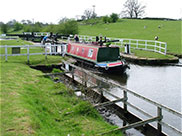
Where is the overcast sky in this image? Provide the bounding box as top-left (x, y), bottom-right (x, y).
top-left (0, 0), bottom-right (181, 23)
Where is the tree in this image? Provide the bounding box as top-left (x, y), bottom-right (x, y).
top-left (14, 22), bottom-right (23, 31)
top-left (59, 17), bottom-right (69, 24)
top-left (81, 15), bottom-right (86, 21)
top-left (122, 0), bottom-right (146, 18)
top-left (133, 0), bottom-right (146, 18)
top-left (63, 20), bottom-right (78, 35)
top-left (7, 19), bottom-right (17, 27)
top-left (102, 16), bottom-right (110, 23)
top-left (1, 23), bottom-right (8, 33)
top-left (55, 20), bottom-right (78, 35)
top-left (84, 9), bottom-right (93, 20)
top-left (110, 13), bottom-right (119, 23)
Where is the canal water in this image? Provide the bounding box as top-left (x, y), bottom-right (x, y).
top-left (100, 60), bottom-right (181, 136)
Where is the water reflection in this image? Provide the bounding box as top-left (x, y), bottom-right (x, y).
top-left (102, 63), bottom-right (181, 136)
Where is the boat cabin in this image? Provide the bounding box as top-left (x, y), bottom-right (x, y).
top-left (67, 42), bottom-right (124, 69)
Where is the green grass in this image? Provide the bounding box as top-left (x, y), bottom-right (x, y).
top-left (0, 40), bottom-right (123, 136)
top-left (79, 19), bottom-right (182, 55)
top-left (0, 39), bottom-right (32, 45)
top-left (131, 49), bottom-right (175, 59)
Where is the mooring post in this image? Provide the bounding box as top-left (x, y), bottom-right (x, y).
top-left (5, 45), bottom-right (7, 62)
top-left (124, 90), bottom-right (128, 113)
top-left (157, 107), bottom-right (162, 136)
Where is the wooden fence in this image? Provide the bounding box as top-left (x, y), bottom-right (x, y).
top-left (0, 44), bottom-right (67, 62)
top-left (62, 61), bottom-right (182, 136)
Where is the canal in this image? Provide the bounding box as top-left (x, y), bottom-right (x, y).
top-left (100, 60), bottom-right (181, 136)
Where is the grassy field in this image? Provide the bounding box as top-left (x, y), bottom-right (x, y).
top-left (0, 39), bottom-right (32, 45)
top-left (0, 40), bottom-right (123, 136)
top-left (79, 19), bottom-right (181, 55)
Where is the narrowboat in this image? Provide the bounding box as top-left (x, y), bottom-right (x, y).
top-left (66, 41), bottom-right (129, 73)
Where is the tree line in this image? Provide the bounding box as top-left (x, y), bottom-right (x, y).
top-left (0, 19), bottom-right (79, 35)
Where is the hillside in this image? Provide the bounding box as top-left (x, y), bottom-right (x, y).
top-left (79, 19), bottom-right (181, 55)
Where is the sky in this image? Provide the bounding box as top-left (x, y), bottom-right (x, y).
top-left (0, 0), bottom-right (181, 24)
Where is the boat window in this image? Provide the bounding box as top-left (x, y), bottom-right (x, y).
top-left (82, 48), bottom-right (84, 53)
top-left (71, 46), bottom-right (74, 51)
top-left (88, 49), bottom-right (93, 57)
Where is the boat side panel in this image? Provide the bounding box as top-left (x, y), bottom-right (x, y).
top-left (67, 43), bottom-right (98, 62)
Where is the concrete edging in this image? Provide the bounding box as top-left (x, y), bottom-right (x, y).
top-left (121, 53), bottom-right (179, 65)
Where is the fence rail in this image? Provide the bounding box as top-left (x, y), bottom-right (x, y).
top-left (62, 61), bottom-right (182, 136)
top-left (0, 44), bottom-right (66, 62)
top-left (77, 35), bottom-right (167, 55)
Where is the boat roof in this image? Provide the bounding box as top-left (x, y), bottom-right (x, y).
top-left (69, 41), bottom-right (119, 48)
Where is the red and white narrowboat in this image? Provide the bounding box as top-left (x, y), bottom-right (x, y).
top-left (66, 41), bottom-right (129, 73)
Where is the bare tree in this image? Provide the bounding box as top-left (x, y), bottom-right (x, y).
top-left (84, 9), bottom-right (92, 20)
top-left (122, 0), bottom-right (146, 18)
top-left (133, 0), bottom-right (146, 18)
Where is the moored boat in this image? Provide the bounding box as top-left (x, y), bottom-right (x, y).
top-left (66, 41), bottom-right (129, 73)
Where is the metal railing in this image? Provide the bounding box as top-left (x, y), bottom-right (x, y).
top-left (62, 61), bottom-right (182, 136)
top-left (77, 35), bottom-right (167, 55)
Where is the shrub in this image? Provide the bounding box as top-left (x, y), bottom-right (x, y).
top-left (52, 68), bottom-right (62, 73)
top-left (110, 13), bottom-right (119, 23)
top-left (62, 20), bottom-right (78, 35)
top-left (102, 16), bottom-right (110, 23)
top-left (74, 101), bottom-right (100, 118)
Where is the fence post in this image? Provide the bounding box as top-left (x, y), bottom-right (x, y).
top-left (159, 43), bottom-right (161, 53)
top-left (155, 41), bottom-right (157, 52)
top-left (67, 37), bottom-right (70, 42)
top-left (129, 39), bottom-right (131, 47)
top-left (123, 90), bottom-right (128, 113)
top-left (27, 45), bottom-right (30, 64)
top-left (99, 82), bottom-right (104, 102)
top-left (84, 72), bottom-right (87, 87)
top-left (145, 40), bottom-right (147, 49)
top-left (157, 107), bottom-right (163, 136)
top-left (5, 45), bottom-right (7, 62)
top-left (120, 39), bottom-right (123, 48)
top-left (45, 45), bottom-right (47, 60)
top-left (164, 43), bottom-right (167, 55)
top-left (72, 68), bottom-right (74, 82)
top-left (137, 40), bottom-right (138, 49)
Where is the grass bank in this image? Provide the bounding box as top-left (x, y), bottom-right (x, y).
top-left (130, 49), bottom-right (175, 59)
top-left (0, 40), bottom-right (122, 136)
top-left (79, 19), bottom-right (181, 55)
top-left (0, 39), bottom-right (32, 45)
